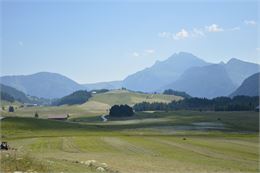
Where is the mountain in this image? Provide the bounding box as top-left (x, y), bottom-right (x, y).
top-left (161, 57), bottom-right (260, 98)
top-left (0, 84), bottom-right (30, 103)
top-left (83, 80), bottom-right (122, 90)
top-left (164, 64), bottom-right (236, 98)
top-left (223, 58), bottom-right (260, 86)
top-left (230, 73), bottom-right (259, 97)
top-left (0, 72), bottom-right (84, 99)
top-left (122, 52), bottom-right (209, 92)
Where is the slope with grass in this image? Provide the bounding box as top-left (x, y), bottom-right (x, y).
top-left (89, 89), bottom-right (182, 106)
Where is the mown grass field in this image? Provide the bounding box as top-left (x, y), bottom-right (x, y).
top-left (1, 110), bottom-right (259, 173)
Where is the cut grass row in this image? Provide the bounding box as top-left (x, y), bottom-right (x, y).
top-left (2, 135), bottom-right (259, 173)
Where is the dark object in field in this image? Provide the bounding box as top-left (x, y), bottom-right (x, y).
top-left (8, 106), bottom-right (14, 112)
top-left (0, 141), bottom-right (9, 150)
top-left (34, 111), bottom-right (39, 118)
top-left (217, 118), bottom-right (221, 121)
top-left (182, 138), bottom-right (186, 140)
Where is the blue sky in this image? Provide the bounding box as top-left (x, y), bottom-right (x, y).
top-left (1, 0), bottom-right (259, 83)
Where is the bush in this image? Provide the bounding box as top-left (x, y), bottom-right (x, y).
top-left (8, 106), bottom-right (14, 112)
top-left (34, 112), bottom-right (39, 118)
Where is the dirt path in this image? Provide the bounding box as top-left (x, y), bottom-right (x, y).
top-left (101, 114), bottom-right (107, 122)
top-left (0, 116), bottom-right (5, 120)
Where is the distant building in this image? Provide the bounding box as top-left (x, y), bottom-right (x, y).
top-left (48, 115), bottom-right (68, 120)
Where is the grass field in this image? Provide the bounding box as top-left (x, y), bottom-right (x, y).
top-left (0, 89), bottom-right (181, 119)
top-left (1, 110), bottom-right (259, 173)
top-left (90, 89), bottom-right (182, 106)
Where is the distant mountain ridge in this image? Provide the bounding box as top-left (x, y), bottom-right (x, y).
top-left (1, 52), bottom-right (259, 99)
top-left (222, 58), bottom-right (260, 86)
top-left (123, 52), bottom-right (259, 98)
top-left (230, 72), bottom-right (260, 97)
top-left (163, 64), bottom-right (237, 98)
top-left (161, 58), bottom-right (259, 98)
top-left (0, 72), bottom-right (84, 99)
top-left (122, 52), bottom-right (209, 92)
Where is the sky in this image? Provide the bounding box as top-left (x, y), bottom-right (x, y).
top-left (1, 0), bottom-right (259, 83)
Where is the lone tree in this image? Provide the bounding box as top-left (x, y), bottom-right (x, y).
top-left (8, 106), bottom-right (14, 112)
top-left (109, 104), bottom-right (134, 117)
top-left (34, 111), bottom-right (39, 118)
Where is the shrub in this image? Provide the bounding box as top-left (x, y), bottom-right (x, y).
top-left (34, 112), bottom-right (39, 118)
top-left (8, 106), bottom-right (14, 112)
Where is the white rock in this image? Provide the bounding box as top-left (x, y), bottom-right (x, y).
top-left (101, 163), bottom-right (108, 167)
top-left (96, 167), bottom-right (105, 172)
top-left (84, 160), bottom-right (91, 166)
top-left (90, 160), bottom-right (96, 163)
top-left (85, 160), bottom-right (96, 166)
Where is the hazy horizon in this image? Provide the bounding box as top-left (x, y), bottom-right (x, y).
top-left (1, 1), bottom-right (259, 83)
top-left (1, 53), bottom-right (259, 84)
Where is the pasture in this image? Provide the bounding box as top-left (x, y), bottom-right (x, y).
top-left (1, 110), bottom-right (259, 173)
top-left (0, 89), bottom-right (181, 119)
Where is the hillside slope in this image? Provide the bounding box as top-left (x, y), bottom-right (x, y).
top-left (230, 72), bottom-right (259, 97)
top-left (53, 90), bottom-right (92, 106)
top-left (89, 89), bottom-right (182, 106)
top-left (0, 84), bottom-right (30, 103)
top-left (0, 72), bottom-right (84, 99)
top-left (164, 64), bottom-right (236, 98)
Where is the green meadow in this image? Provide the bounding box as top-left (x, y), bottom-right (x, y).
top-left (0, 90), bottom-right (181, 118)
top-left (0, 90), bottom-right (259, 173)
top-left (1, 108), bottom-right (259, 173)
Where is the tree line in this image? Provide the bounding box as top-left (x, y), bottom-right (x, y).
top-left (1, 91), bottom-right (15, 103)
top-left (109, 104), bottom-right (134, 117)
top-left (163, 89), bottom-right (191, 98)
top-left (133, 96), bottom-right (259, 112)
top-left (52, 90), bottom-right (92, 106)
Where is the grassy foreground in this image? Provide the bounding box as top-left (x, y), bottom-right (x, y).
top-left (0, 110), bottom-right (259, 173)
